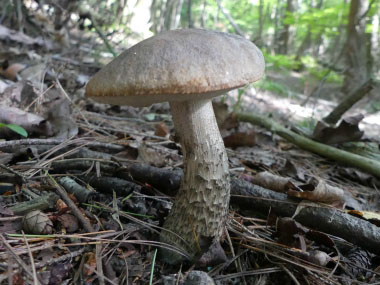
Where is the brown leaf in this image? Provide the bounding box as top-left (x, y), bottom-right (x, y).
top-left (56, 199), bottom-right (68, 212)
top-left (254, 171), bottom-right (292, 193)
top-left (223, 131), bottom-right (255, 149)
top-left (0, 63), bottom-right (25, 81)
top-left (312, 114), bottom-right (364, 144)
top-left (83, 252), bottom-right (97, 277)
top-left (154, 122), bottom-right (169, 137)
top-left (288, 177), bottom-right (344, 207)
top-left (57, 213), bottom-right (79, 233)
top-left (275, 217), bottom-right (309, 249)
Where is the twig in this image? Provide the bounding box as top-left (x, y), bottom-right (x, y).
top-left (281, 265), bottom-right (301, 285)
top-left (84, 264), bottom-right (118, 285)
top-left (0, 138), bottom-right (125, 153)
top-left (96, 243), bottom-right (105, 285)
top-left (23, 232), bottom-right (39, 285)
top-left (215, 0), bottom-right (245, 37)
top-left (35, 248), bottom-right (85, 269)
top-left (0, 234), bottom-right (36, 282)
top-left (46, 174), bottom-right (94, 233)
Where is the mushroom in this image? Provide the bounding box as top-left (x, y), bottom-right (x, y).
top-left (86, 28), bottom-right (265, 263)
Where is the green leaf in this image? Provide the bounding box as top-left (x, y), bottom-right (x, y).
top-left (1, 123), bottom-right (28, 137)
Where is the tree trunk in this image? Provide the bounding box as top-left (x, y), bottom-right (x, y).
top-left (201, 0), bottom-right (207, 28)
top-left (172, 0), bottom-right (184, 29)
top-left (216, 0), bottom-right (245, 37)
top-left (163, 0), bottom-right (174, 30)
top-left (342, 0), bottom-right (369, 94)
top-left (188, 0), bottom-right (193, 28)
top-left (370, 10), bottom-right (379, 69)
top-left (257, 0), bottom-right (264, 46)
top-left (278, 0), bottom-right (294, 54)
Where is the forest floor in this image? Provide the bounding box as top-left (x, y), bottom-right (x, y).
top-left (1, 17), bottom-right (380, 285)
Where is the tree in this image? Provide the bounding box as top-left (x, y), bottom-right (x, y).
top-left (342, 0), bottom-right (370, 94)
top-left (278, 0), bottom-right (294, 54)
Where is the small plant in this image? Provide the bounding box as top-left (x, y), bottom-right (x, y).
top-left (0, 123), bottom-right (28, 137)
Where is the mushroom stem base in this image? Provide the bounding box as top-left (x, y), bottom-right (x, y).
top-left (160, 99), bottom-right (230, 264)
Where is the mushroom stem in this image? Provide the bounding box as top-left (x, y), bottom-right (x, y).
top-left (160, 99), bottom-right (230, 263)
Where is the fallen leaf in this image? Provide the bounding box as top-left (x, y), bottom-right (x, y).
top-left (223, 131), bottom-right (255, 149)
top-left (288, 177), bottom-right (344, 207)
top-left (57, 213), bottom-right (79, 233)
top-left (83, 252), bottom-right (97, 277)
top-left (347, 210), bottom-right (380, 227)
top-left (254, 171), bottom-right (292, 193)
top-left (0, 62), bottom-right (25, 81)
top-left (154, 122), bottom-right (169, 137)
top-left (0, 106), bottom-right (52, 139)
top-left (312, 114), bottom-right (364, 145)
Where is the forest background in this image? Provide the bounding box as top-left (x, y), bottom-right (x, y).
top-left (45, 0), bottom-right (380, 130)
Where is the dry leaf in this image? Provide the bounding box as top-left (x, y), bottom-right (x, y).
top-left (288, 177), bottom-right (344, 207)
top-left (0, 63), bottom-right (25, 81)
top-left (0, 106), bottom-right (53, 138)
top-left (254, 171), bottom-right (292, 193)
top-left (313, 114), bottom-right (364, 145)
top-left (57, 213), bottom-right (79, 233)
top-left (83, 252), bottom-right (97, 277)
top-left (347, 210), bottom-right (380, 227)
top-left (155, 122), bottom-right (169, 137)
top-left (223, 131), bottom-right (255, 149)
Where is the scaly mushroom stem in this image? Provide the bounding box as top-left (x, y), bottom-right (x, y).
top-left (160, 99), bottom-right (230, 263)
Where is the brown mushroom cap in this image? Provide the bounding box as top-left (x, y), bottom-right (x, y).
top-left (86, 28), bottom-right (265, 107)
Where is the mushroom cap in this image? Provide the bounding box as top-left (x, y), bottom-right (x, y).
top-left (86, 28), bottom-right (265, 107)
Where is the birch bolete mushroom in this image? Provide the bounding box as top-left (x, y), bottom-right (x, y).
top-left (86, 28), bottom-right (265, 263)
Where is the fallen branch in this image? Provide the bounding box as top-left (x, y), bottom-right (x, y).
top-left (236, 112), bottom-right (380, 178)
top-left (230, 179), bottom-right (380, 255)
top-left (323, 78), bottom-right (374, 125)
top-left (52, 159), bottom-right (380, 255)
top-left (10, 192), bottom-right (59, 215)
top-left (215, 0), bottom-right (245, 37)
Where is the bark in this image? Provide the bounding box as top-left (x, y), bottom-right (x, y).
top-left (323, 78), bottom-right (374, 125)
top-left (173, 0), bottom-right (184, 29)
top-left (10, 193), bottom-right (59, 216)
top-left (231, 179), bottom-right (380, 256)
top-left (160, 100), bottom-right (230, 264)
top-left (188, 0), bottom-right (193, 28)
top-left (342, 0), bottom-right (369, 94)
top-left (273, 0), bottom-right (282, 53)
top-left (49, 158), bottom-right (380, 256)
top-left (163, 0), bottom-right (173, 30)
top-left (149, 0), bottom-right (159, 34)
top-left (51, 159), bottom-right (182, 196)
top-left (257, 0), bottom-right (264, 46)
top-left (163, 0), bottom-right (183, 30)
top-left (371, 11), bottom-right (379, 68)
top-left (278, 0), bottom-right (294, 54)
top-left (201, 0), bottom-right (207, 28)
